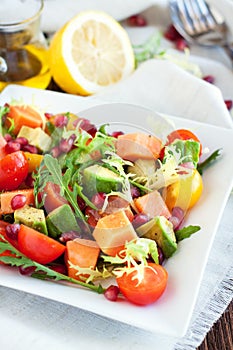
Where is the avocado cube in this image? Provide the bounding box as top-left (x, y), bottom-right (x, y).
top-left (136, 216), bottom-right (177, 258)
top-left (46, 204), bottom-right (80, 238)
top-left (82, 164), bottom-right (123, 198)
top-left (14, 205), bottom-right (48, 234)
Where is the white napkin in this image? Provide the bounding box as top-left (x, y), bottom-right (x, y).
top-left (41, 0), bottom-right (233, 37)
top-left (1, 2), bottom-right (233, 350)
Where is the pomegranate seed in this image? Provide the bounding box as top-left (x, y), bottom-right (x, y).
top-left (169, 207), bottom-right (184, 230)
top-left (5, 140), bottom-right (21, 153)
top-left (168, 216), bottom-right (180, 230)
top-left (54, 114), bottom-right (68, 128)
top-left (18, 266), bottom-right (36, 276)
top-left (130, 185), bottom-right (140, 199)
top-left (74, 118), bottom-right (97, 137)
top-left (203, 75), bottom-right (215, 84)
top-left (5, 223), bottom-right (20, 240)
top-left (77, 196), bottom-right (86, 211)
top-left (4, 133), bottom-right (12, 142)
top-left (224, 99), bottom-right (233, 110)
top-left (91, 192), bottom-right (106, 209)
top-left (11, 194), bottom-right (27, 210)
top-left (24, 173), bottom-right (35, 188)
top-left (48, 264), bottom-right (67, 274)
top-left (44, 112), bottom-right (54, 120)
top-left (59, 136), bottom-right (74, 153)
top-left (22, 144), bottom-right (38, 154)
top-left (15, 137), bottom-right (28, 146)
top-left (132, 213), bottom-right (150, 229)
top-left (164, 24), bottom-right (182, 42)
top-left (51, 146), bottom-right (61, 158)
top-left (59, 231), bottom-right (82, 243)
top-left (85, 206), bottom-right (101, 227)
top-left (111, 131), bottom-right (124, 138)
top-left (104, 285), bottom-right (120, 301)
top-left (175, 38), bottom-right (189, 51)
top-left (127, 14), bottom-right (147, 27)
top-left (157, 247), bottom-right (165, 265)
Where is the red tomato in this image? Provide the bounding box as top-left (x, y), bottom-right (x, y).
top-left (18, 224), bottom-right (66, 264)
top-left (166, 129), bottom-right (202, 155)
top-left (116, 263), bottom-right (168, 305)
top-left (0, 151), bottom-right (29, 191)
top-left (0, 221), bottom-right (18, 264)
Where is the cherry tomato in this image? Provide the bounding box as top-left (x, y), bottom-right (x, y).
top-left (18, 224), bottom-right (66, 264)
top-left (0, 221), bottom-right (18, 264)
top-left (166, 129), bottom-right (202, 155)
top-left (163, 169), bottom-right (203, 213)
top-left (0, 151), bottom-right (29, 191)
top-left (116, 263), bottom-right (168, 305)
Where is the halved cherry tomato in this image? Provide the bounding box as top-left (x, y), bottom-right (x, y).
top-left (18, 224), bottom-right (66, 264)
top-left (116, 262), bottom-right (168, 305)
top-left (0, 221), bottom-right (17, 264)
top-left (0, 151), bottom-right (29, 191)
top-left (166, 129), bottom-right (202, 155)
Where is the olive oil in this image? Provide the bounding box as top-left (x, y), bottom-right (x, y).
top-left (0, 44), bottom-right (51, 91)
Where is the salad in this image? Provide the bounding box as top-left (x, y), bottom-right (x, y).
top-left (0, 103), bottom-right (220, 306)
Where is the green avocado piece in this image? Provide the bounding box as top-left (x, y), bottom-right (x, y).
top-left (82, 164), bottom-right (123, 198)
top-left (46, 204), bottom-right (80, 238)
top-left (17, 126), bottom-right (51, 152)
top-left (136, 216), bottom-right (177, 258)
top-left (14, 205), bottom-right (48, 235)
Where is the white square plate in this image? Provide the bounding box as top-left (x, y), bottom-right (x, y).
top-left (0, 85), bottom-right (233, 337)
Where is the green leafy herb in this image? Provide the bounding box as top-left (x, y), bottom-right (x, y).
top-left (175, 225), bottom-right (201, 242)
top-left (0, 105), bottom-right (9, 135)
top-left (0, 235), bottom-right (104, 294)
top-left (197, 149), bottom-right (222, 175)
top-left (133, 32), bottom-right (166, 67)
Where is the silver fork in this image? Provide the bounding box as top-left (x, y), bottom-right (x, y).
top-left (169, 0), bottom-right (233, 60)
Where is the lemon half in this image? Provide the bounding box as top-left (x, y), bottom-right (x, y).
top-left (49, 11), bottom-right (135, 95)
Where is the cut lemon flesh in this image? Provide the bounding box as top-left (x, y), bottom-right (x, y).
top-left (49, 11), bottom-right (135, 95)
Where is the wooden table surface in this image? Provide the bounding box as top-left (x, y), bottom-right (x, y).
top-left (48, 81), bottom-right (233, 350)
top-left (198, 300), bottom-right (233, 350)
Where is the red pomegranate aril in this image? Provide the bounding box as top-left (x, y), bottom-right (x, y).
top-left (5, 140), bottom-right (21, 153)
top-left (169, 215), bottom-right (180, 230)
top-left (91, 192), bottom-right (106, 209)
top-left (54, 114), bottom-right (68, 128)
top-left (85, 206), bottom-right (101, 227)
top-left (59, 230), bottom-right (82, 243)
top-left (157, 247), bottom-right (165, 265)
top-left (132, 213), bottom-right (150, 229)
top-left (51, 146), bottom-right (61, 158)
top-left (77, 196), bottom-right (86, 211)
top-left (4, 133), bottom-right (12, 142)
top-left (175, 38), bottom-right (189, 51)
top-left (127, 14), bottom-right (147, 27)
top-left (104, 285), bottom-right (120, 301)
top-left (15, 137), bottom-right (28, 146)
top-left (18, 265), bottom-right (36, 276)
top-left (169, 206), bottom-right (184, 230)
top-left (164, 24), bottom-right (182, 42)
top-left (22, 144), bottom-right (38, 154)
top-left (44, 112), bottom-right (54, 120)
top-left (11, 194), bottom-right (27, 210)
top-left (111, 131), bottom-right (124, 138)
top-left (130, 185), bottom-right (140, 199)
top-left (48, 264), bottom-right (67, 275)
top-left (75, 118), bottom-right (97, 137)
top-left (59, 137), bottom-right (74, 153)
top-left (224, 99), bottom-right (233, 110)
top-left (5, 223), bottom-right (20, 241)
top-left (24, 173), bottom-right (35, 188)
top-left (203, 75), bottom-right (215, 84)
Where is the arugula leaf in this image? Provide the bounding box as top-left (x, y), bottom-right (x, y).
top-left (175, 225), bottom-right (200, 242)
top-left (197, 149), bottom-right (222, 175)
top-left (0, 105), bottom-right (9, 135)
top-left (0, 235), bottom-right (104, 294)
